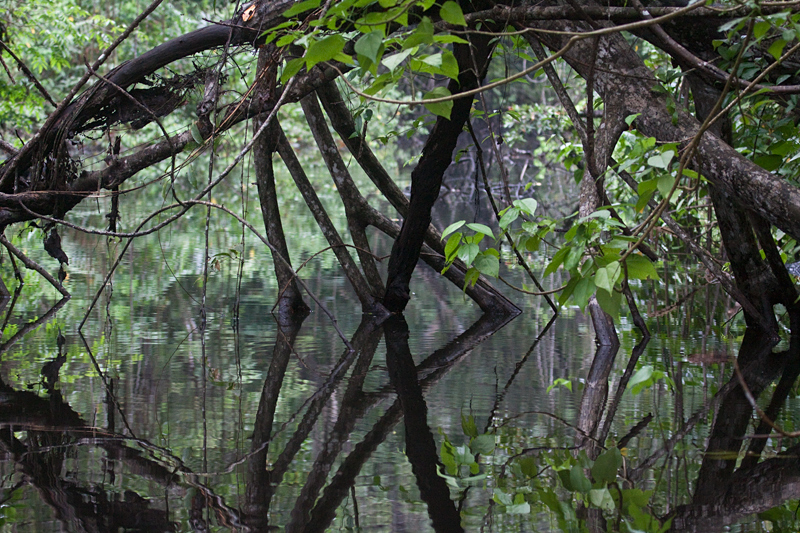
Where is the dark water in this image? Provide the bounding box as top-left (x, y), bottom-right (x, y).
top-left (0, 192), bottom-right (797, 532)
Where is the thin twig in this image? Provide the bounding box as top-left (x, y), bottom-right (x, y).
top-left (0, 233), bottom-right (69, 297)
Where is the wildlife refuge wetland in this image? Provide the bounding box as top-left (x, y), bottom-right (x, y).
top-left (2, 0), bottom-right (800, 531)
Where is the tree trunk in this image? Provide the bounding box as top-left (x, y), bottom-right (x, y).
top-left (383, 33), bottom-right (495, 312)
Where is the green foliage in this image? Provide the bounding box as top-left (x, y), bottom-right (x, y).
top-left (440, 418), bottom-right (670, 531)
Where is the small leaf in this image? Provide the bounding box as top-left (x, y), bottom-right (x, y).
top-left (768, 38), bottom-right (787, 60)
top-left (423, 86), bottom-right (453, 119)
top-left (591, 447), bottom-right (622, 485)
top-left (499, 207), bottom-right (520, 230)
top-left (647, 150), bottom-right (674, 169)
top-left (355, 31), bottom-right (384, 62)
top-left (594, 261), bottom-right (621, 295)
top-left (507, 501), bottom-right (531, 514)
top-left (459, 242), bottom-right (480, 265)
top-left (470, 434), bottom-right (496, 455)
top-left (382, 49), bottom-right (411, 71)
top-left (283, 0), bottom-right (320, 17)
top-left (569, 465), bottom-right (592, 493)
top-left (473, 252), bottom-right (499, 278)
top-left (514, 198), bottom-right (538, 215)
top-left (466, 223), bottom-right (494, 238)
top-left (657, 174), bottom-right (676, 200)
top-left (753, 20), bottom-right (771, 40)
top-left (544, 247), bottom-right (570, 276)
top-left (305, 35), bottom-right (345, 70)
top-left (442, 220), bottom-right (465, 239)
top-left (588, 488), bottom-right (615, 511)
top-left (493, 489), bottom-right (513, 506)
top-left (755, 154), bottom-right (783, 171)
top-left (280, 57), bottom-right (305, 82)
top-left (595, 288), bottom-right (621, 322)
top-left (572, 276), bottom-right (595, 311)
top-left (627, 365), bottom-right (654, 391)
top-left (625, 254), bottom-right (659, 281)
top-left (402, 17), bottom-right (434, 48)
top-left (440, 1), bottom-right (467, 26)
top-left (190, 123), bottom-right (204, 145)
top-left (461, 413), bottom-right (478, 438)
top-left (444, 233), bottom-right (462, 261)
top-left (439, 50), bottom-right (459, 80)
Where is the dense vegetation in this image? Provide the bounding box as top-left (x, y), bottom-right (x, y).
top-left (3, 0), bottom-right (800, 530)
top-left (2, 0), bottom-right (799, 340)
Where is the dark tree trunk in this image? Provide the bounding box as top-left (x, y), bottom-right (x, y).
top-left (300, 93), bottom-right (386, 298)
top-left (383, 33), bottom-right (495, 312)
top-left (253, 49), bottom-right (309, 318)
top-left (274, 122), bottom-right (381, 313)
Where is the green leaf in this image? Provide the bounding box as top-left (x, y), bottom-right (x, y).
top-left (439, 50), bottom-right (460, 80)
top-left (466, 223), bottom-right (494, 238)
top-left (434, 34), bottom-right (470, 44)
top-left (569, 464), bottom-right (592, 493)
top-left (594, 261), bottom-right (621, 295)
top-left (507, 501), bottom-right (531, 514)
top-left (470, 434), bottom-right (496, 455)
top-left (753, 20), bottom-right (771, 40)
top-left (564, 244), bottom-right (584, 271)
top-left (354, 31), bottom-right (384, 62)
top-left (402, 17), bottom-right (434, 48)
top-left (625, 113), bottom-right (640, 126)
top-left (625, 254), bottom-right (659, 281)
top-left (657, 173), bottom-right (676, 200)
top-left (627, 365), bottom-right (654, 391)
top-left (283, 0), bottom-right (321, 17)
top-left (423, 86), bottom-right (453, 119)
top-left (499, 207), bottom-right (520, 230)
top-left (440, 1), bottom-right (467, 26)
top-left (588, 488), bottom-right (615, 511)
top-left (463, 267), bottom-right (480, 288)
top-left (474, 252), bottom-right (499, 278)
top-left (190, 123), bottom-right (204, 145)
top-left (440, 439), bottom-right (457, 475)
top-left (459, 242), bottom-right (480, 265)
top-left (755, 154), bottom-right (783, 171)
top-left (280, 57), bottom-right (305, 82)
top-left (595, 288), bottom-right (621, 322)
top-left (462, 413), bottom-right (478, 438)
top-left (442, 220), bottom-right (465, 239)
top-left (493, 489), bottom-right (513, 506)
top-left (647, 150), bottom-right (674, 169)
top-left (572, 276), bottom-right (595, 311)
top-left (305, 35), bottom-right (346, 69)
top-left (444, 233), bottom-right (462, 261)
top-left (768, 38), bottom-right (787, 60)
top-left (514, 198), bottom-right (538, 215)
top-left (454, 444), bottom-right (475, 465)
top-left (637, 177), bottom-right (658, 196)
top-left (382, 49), bottom-right (412, 71)
top-left (591, 447), bottom-right (622, 485)
top-left (635, 188), bottom-right (655, 213)
top-left (544, 247), bottom-right (570, 276)
top-left (770, 140), bottom-right (796, 156)
top-left (546, 378), bottom-right (573, 394)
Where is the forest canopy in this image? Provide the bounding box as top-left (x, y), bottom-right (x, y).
top-left (1, 0), bottom-right (800, 344)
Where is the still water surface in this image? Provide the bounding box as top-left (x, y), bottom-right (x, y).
top-left (0, 195), bottom-right (795, 532)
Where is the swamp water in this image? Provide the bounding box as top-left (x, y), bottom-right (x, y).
top-left (0, 192), bottom-right (796, 532)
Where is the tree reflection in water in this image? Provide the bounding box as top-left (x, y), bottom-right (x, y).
top-left (3, 296), bottom-right (800, 531)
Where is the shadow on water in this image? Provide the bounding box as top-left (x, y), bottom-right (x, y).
top-left (3, 293), bottom-right (800, 531)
